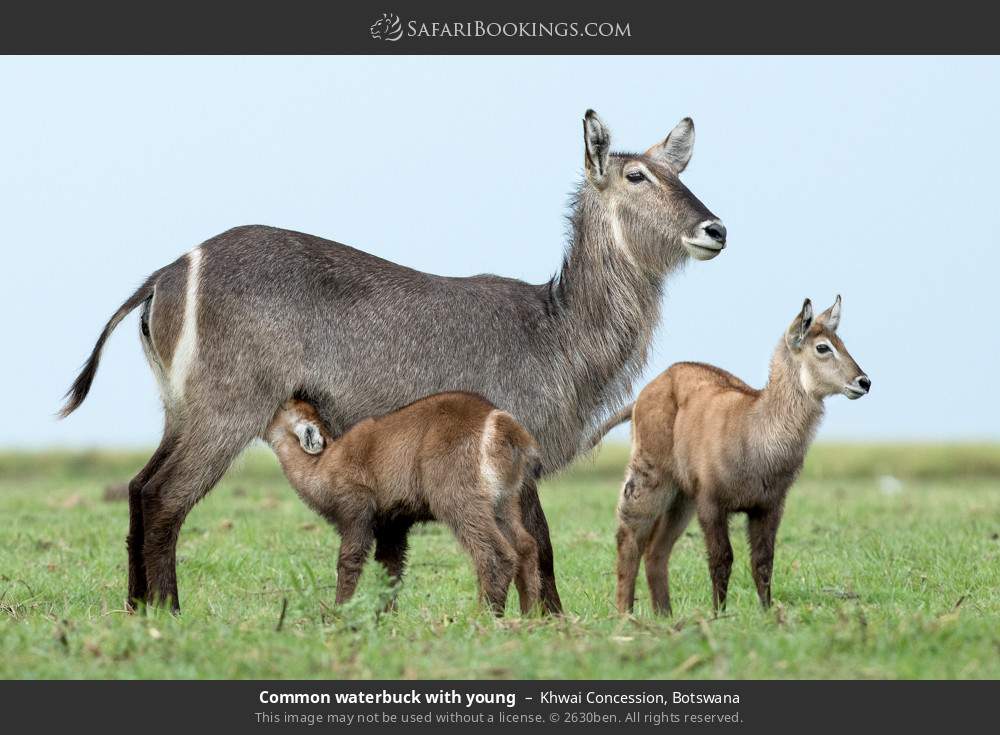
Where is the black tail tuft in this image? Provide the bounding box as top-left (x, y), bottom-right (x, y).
top-left (58, 275), bottom-right (158, 418)
top-left (59, 350), bottom-right (104, 419)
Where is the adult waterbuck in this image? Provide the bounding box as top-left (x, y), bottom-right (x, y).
top-left (60, 110), bottom-right (727, 612)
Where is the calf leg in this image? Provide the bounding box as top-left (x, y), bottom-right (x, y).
top-left (373, 517), bottom-right (413, 611)
top-left (519, 477), bottom-right (562, 614)
top-left (330, 492), bottom-right (377, 604)
top-left (496, 496), bottom-right (540, 614)
top-left (615, 465), bottom-right (667, 614)
top-left (643, 492), bottom-right (695, 615)
top-left (512, 530), bottom-right (540, 615)
top-left (126, 433), bottom-right (176, 610)
top-left (615, 519), bottom-right (653, 615)
top-left (698, 506), bottom-right (734, 613)
top-left (335, 524), bottom-right (375, 605)
top-left (747, 505), bottom-right (783, 609)
top-left (448, 514), bottom-right (518, 616)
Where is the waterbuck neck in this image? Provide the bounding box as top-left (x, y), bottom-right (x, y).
top-left (549, 185), bottom-right (674, 430)
top-left (752, 341), bottom-right (826, 469)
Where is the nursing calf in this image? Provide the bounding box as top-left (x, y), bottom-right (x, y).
top-left (615, 296), bottom-right (870, 614)
top-left (266, 393), bottom-right (542, 615)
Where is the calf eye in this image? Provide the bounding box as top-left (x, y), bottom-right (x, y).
top-left (816, 344), bottom-right (831, 354)
top-left (625, 171), bottom-right (646, 183)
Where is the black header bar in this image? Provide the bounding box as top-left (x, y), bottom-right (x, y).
top-left (1, 1), bottom-right (998, 54)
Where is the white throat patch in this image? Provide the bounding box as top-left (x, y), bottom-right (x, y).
top-left (608, 204), bottom-right (640, 271)
top-left (798, 363), bottom-right (818, 397)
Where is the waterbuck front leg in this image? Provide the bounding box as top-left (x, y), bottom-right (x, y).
top-left (335, 528), bottom-right (375, 605)
top-left (747, 505), bottom-right (783, 609)
top-left (519, 477), bottom-right (562, 614)
top-left (334, 495), bottom-right (377, 605)
top-left (698, 505), bottom-right (733, 613)
top-left (373, 517), bottom-right (413, 611)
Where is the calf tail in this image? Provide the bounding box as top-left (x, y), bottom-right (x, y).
top-left (492, 411), bottom-right (544, 481)
top-left (586, 401), bottom-right (635, 451)
top-left (58, 274), bottom-right (158, 418)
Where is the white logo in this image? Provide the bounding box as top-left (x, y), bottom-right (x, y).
top-left (370, 12), bottom-right (403, 41)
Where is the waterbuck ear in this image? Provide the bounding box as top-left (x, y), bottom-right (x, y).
top-left (646, 117), bottom-right (695, 173)
top-left (818, 294), bottom-right (842, 332)
top-left (786, 298), bottom-right (814, 349)
top-left (583, 109), bottom-right (611, 186)
top-left (294, 421), bottom-right (325, 455)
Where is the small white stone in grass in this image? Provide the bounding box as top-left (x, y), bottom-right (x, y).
top-left (878, 475), bottom-right (903, 495)
top-left (148, 627), bottom-right (162, 640)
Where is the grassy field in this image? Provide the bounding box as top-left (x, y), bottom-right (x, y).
top-left (1, 444), bottom-right (998, 679)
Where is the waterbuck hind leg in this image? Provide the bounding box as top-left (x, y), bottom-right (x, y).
top-left (519, 477), bottom-right (562, 614)
top-left (495, 496), bottom-right (540, 614)
top-left (126, 434), bottom-right (177, 611)
top-left (446, 514), bottom-right (518, 616)
top-left (477, 535), bottom-right (519, 617)
top-left (615, 520), bottom-right (647, 615)
top-left (615, 467), bottom-right (667, 614)
top-left (747, 506), bottom-right (783, 609)
top-left (698, 508), bottom-right (734, 613)
top-left (512, 530), bottom-right (540, 615)
top-left (643, 492), bottom-right (695, 616)
top-left (140, 430), bottom-right (250, 612)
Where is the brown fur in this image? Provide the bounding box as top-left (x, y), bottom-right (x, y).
top-left (615, 297), bottom-right (869, 614)
top-left (266, 393), bottom-right (543, 616)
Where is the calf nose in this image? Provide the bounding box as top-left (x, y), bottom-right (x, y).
top-left (858, 376), bottom-right (871, 393)
top-left (703, 221), bottom-right (727, 245)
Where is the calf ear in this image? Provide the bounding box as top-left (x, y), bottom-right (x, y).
top-left (294, 422), bottom-right (325, 454)
top-left (818, 294), bottom-right (842, 332)
top-left (583, 109), bottom-right (611, 186)
top-left (786, 298), bottom-right (814, 349)
top-left (646, 117), bottom-right (695, 173)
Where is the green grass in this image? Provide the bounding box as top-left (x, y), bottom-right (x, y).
top-left (1, 445), bottom-right (998, 679)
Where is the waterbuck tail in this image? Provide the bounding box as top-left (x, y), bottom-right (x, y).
top-left (494, 411), bottom-right (544, 480)
top-left (586, 402), bottom-right (635, 450)
top-left (58, 274), bottom-right (159, 418)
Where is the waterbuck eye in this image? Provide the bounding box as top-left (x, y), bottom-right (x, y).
top-left (625, 171), bottom-right (646, 183)
top-left (816, 344), bottom-right (831, 355)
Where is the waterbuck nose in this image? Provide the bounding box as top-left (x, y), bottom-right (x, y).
top-left (703, 221), bottom-right (727, 246)
top-left (857, 376), bottom-right (871, 393)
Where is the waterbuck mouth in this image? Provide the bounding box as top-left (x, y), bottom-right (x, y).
top-left (681, 236), bottom-right (725, 261)
top-left (843, 386), bottom-right (867, 400)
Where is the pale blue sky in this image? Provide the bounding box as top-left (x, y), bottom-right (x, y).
top-left (1, 56), bottom-right (997, 447)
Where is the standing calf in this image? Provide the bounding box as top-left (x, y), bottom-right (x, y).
top-left (266, 393), bottom-right (542, 615)
top-left (614, 296), bottom-right (870, 614)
